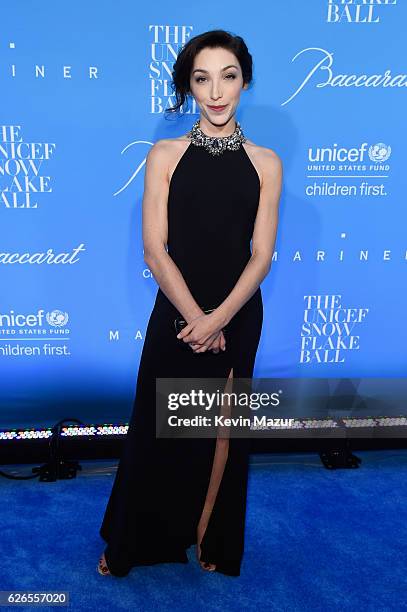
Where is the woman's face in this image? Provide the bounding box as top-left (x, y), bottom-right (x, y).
top-left (189, 47), bottom-right (247, 127)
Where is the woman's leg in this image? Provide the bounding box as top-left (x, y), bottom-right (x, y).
top-left (196, 367), bottom-right (233, 571)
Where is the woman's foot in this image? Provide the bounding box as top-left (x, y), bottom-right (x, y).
top-left (196, 508), bottom-right (216, 572)
top-left (97, 551), bottom-right (111, 576)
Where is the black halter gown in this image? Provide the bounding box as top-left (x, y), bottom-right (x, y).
top-left (99, 134), bottom-right (263, 577)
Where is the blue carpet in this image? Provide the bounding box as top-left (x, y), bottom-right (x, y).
top-left (1, 449), bottom-right (406, 611)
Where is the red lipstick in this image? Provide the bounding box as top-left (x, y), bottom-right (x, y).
top-left (207, 104), bottom-right (227, 112)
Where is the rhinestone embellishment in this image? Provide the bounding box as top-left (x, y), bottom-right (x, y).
top-left (186, 119), bottom-right (247, 156)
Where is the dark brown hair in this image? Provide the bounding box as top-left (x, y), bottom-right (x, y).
top-left (165, 29), bottom-right (254, 117)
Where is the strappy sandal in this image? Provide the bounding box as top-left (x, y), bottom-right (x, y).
top-left (97, 551), bottom-right (111, 576)
top-left (196, 510), bottom-right (216, 572)
top-left (196, 544), bottom-right (216, 572)
top-left (196, 542), bottom-right (216, 572)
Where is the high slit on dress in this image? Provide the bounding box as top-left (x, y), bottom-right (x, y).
top-left (99, 139), bottom-right (263, 577)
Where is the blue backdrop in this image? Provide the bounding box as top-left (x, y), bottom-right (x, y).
top-left (1, 1), bottom-right (406, 428)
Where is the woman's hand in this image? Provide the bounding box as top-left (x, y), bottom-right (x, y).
top-left (190, 329), bottom-right (226, 354)
top-left (177, 312), bottom-right (226, 353)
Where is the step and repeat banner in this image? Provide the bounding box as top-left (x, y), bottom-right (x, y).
top-left (1, 1), bottom-right (406, 428)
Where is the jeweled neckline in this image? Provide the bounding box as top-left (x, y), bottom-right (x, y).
top-left (186, 119), bottom-right (247, 156)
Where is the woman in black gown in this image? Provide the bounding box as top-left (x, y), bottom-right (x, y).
top-left (98, 29), bottom-right (282, 577)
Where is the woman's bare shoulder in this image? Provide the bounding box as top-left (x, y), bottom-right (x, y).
top-left (148, 136), bottom-right (190, 162)
top-left (244, 139), bottom-right (282, 166)
top-left (151, 135), bottom-right (190, 151)
top-left (243, 139), bottom-right (282, 187)
top-left (146, 136), bottom-right (188, 168)
top-left (146, 137), bottom-right (191, 183)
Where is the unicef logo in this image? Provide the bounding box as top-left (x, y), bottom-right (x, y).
top-left (46, 310), bottom-right (69, 327)
top-left (368, 143), bottom-right (391, 162)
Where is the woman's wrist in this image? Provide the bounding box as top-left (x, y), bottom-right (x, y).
top-left (185, 308), bottom-right (205, 324)
top-left (212, 307), bottom-right (230, 329)
top-left (184, 305), bottom-right (230, 328)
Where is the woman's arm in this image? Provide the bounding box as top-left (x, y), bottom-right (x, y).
top-left (142, 140), bottom-right (206, 324)
top-left (214, 148), bottom-right (283, 328)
